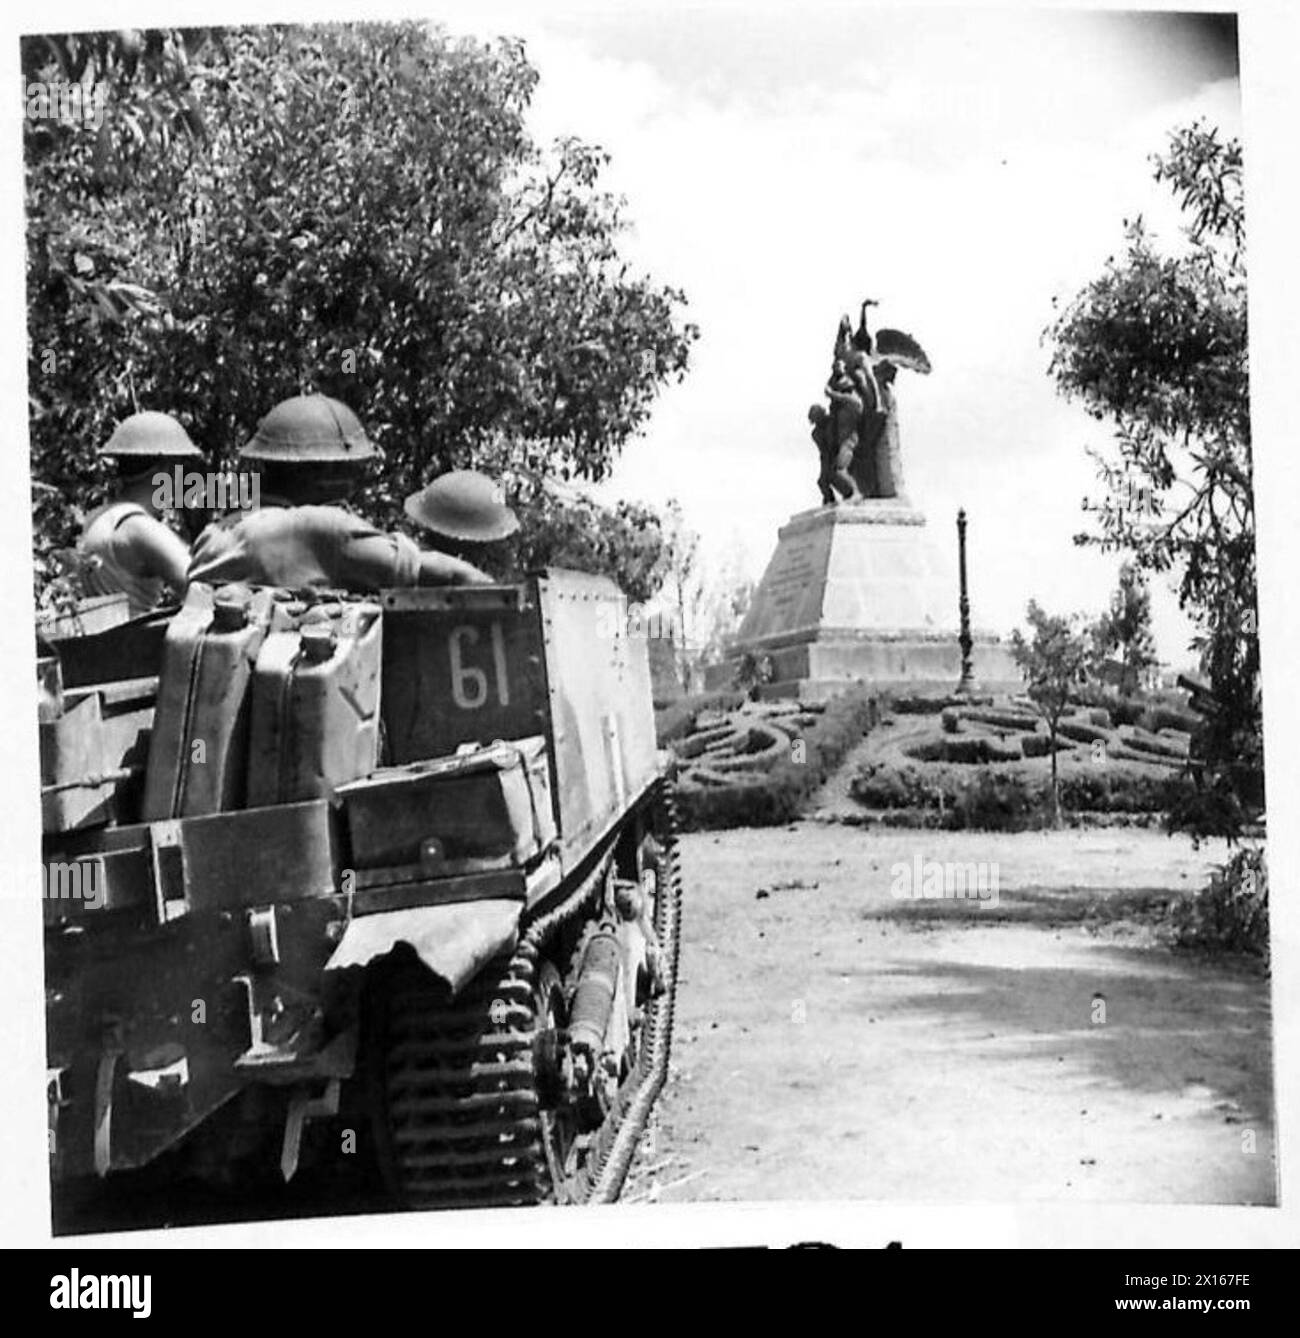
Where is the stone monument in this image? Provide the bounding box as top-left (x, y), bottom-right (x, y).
top-left (715, 301), bottom-right (1019, 699)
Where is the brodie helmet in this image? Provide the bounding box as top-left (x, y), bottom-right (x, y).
top-left (404, 470), bottom-right (519, 543)
top-left (239, 395), bottom-right (379, 463)
top-left (100, 411), bottom-right (203, 460)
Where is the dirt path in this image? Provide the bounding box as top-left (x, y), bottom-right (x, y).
top-left (631, 824), bottom-right (1275, 1206)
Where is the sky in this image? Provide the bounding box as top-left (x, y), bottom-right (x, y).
top-left (435, 1), bottom-right (1243, 665)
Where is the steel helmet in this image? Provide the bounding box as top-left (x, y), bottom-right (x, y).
top-left (100, 411), bottom-right (203, 459)
top-left (404, 470), bottom-right (519, 543)
top-left (239, 395), bottom-right (379, 463)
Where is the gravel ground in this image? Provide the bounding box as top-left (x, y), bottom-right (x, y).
top-left (631, 823), bottom-right (1275, 1206)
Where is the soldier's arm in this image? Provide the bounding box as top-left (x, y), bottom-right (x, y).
top-left (336, 523), bottom-right (492, 589)
top-left (117, 514), bottom-right (191, 590)
top-left (416, 551), bottom-right (493, 587)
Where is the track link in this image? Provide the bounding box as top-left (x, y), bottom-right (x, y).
top-left (375, 781), bottom-right (683, 1210)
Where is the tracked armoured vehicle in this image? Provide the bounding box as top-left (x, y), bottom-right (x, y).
top-left (39, 569), bottom-right (681, 1210)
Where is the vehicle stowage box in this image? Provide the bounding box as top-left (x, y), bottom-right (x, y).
top-left (142, 583), bottom-right (280, 820)
top-left (245, 599), bottom-right (382, 808)
top-left (337, 735), bottom-right (555, 875)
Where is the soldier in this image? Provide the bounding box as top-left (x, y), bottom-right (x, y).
top-left (187, 395), bottom-right (493, 591)
top-left (80, 411), bottom-right (201, 616)
top-left (402, 469), bottom-right (520, 569)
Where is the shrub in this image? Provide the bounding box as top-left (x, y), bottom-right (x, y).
top-left (1120, 726), bottom-right (1186, 759)
top-left (1143, 705), bottom-right (1200, 735)
top-left (1107, 770), bottom-right (1195, 813)
top-left (941, 708), bottom-right (960, 734)
top-left (948, 770), bottom-right (1044, 831)
top-left (1022, 733), bottom-right (1070, 759)
top-left (959, 707), bottom-right (1040, 731)
top-left (676, 722), bottom-right (737, 759)
top-left (733, 651), bottom-right (775, 698)
top-left (887, 693), bottom-right (969, 714)
top-left (673, 774), bottom-right (796, 829)
top-left (1168, 847), bottom-right (1268, 959)
top-left (674, 686), bottom-right (878, 829)
top-left (654, 691), bottom-right (744, 746)
top-left (770, 686), bottom-right (879, 794)
top-left (1059, 770), bottom-right (1111, 811)
top-left (906, 736), bottom-right (1024, 764)
top-left (1057, 718), bottom-right (1111, 745)
top-left (850, 764), bottom-right (936, 810)
top-left (1069, 683), bottom-right (1145, 725)
top-left (706, 721), bottom-right (791, 772)
top-left (1162, 773), bottom-right (1248, 841)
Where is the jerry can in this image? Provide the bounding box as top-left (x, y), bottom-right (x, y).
top-left (245, 599), bottom-right (383, 808)
top-left (142, 583), bottom-right (281, 819)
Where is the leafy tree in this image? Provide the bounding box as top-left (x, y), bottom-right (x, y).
top-left (1089, 561), bottom-right (1158, 695)
top-left (660, 499), bottom-right (707, 690)
top-left (25, 23), bottom-right (698, 608)
top-left (704, 572), bottom-right (756, 661)
top-left (489, 479), bottom-right (670, 605)
top-left (1044, 121), bottom-right (1257, 837)
top-left (1011, 601), bottom-right (1090, 827)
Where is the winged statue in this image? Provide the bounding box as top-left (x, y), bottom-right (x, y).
top-left (809, 300), bottom-right (931, 504)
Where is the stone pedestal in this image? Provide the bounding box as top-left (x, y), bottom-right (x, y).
top-left (714, 499), bottom-right (1020, 700)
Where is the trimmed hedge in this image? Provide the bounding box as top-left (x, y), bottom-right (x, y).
top-left (1067, 684), bottom-right (1146, 726)
top-left (1120, 726), bottom-right (1188, 759)
top-left (849, 764), bottom-right (936, 811)
top-left (887, 693), bottom-right (973, 714)
top-left (654, 690), bottom-right (745, 747)
top-left (906, 736), bottom-right (1025, 764)
top-left (1022, 734), bottom-right (1072, 759)
top-left (958, 707), bottom-right (1041, 732)
top-left (674, 687), bottom-right (879, 830)
top-left (850, 760), bottom-right (1197, 829)
top-left (1143, 705), bottom-right (1200, 735)
top-left (1057, 718), bottom-right (1111, 745)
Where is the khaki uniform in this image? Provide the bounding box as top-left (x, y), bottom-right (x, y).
top-left (81, 500), bottom-right (187, 616)
top-left (187, 500), bottom-right (422, 591)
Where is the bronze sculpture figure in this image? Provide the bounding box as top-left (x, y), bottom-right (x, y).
top-left (809, 300), bottom-right (931, 503)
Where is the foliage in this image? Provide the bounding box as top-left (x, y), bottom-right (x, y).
top-left (1167, 846), bottom-right (1267, 959)
top-left (1044, 121), bottom-right (1258, 839)
top-left (1089, 562), bottom-right (1157, 694)
top-left (949, 771), bottom-right (1040, 831)
top-left (1021, 733), bottom-right (1071, 759)
top-left (481, 478), bottom-right (670, 603)
top-left (653, 690), bottom-right (746, 747)
top-left (674, 688), bottom-right (878, 830)
top-left (25, 23), bottom-right (698, 608)
top-left (1010, 600), bottom-right (1091, 825)
top-left (886, 693), bottom-right (973, 714)
top-left (732, 651), bottom-right (775, 698)
top-left (658, 498), bottom-right (707, 690)
top-left (850, 757), bottom-right (1194, 829)
top-left (906, 736), bottom-right (1024, 765)
top-left (1067, 681), bottom-right (1146, 726)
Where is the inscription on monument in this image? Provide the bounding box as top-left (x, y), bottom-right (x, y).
top-left (762, 541), bottom-right (819, 625)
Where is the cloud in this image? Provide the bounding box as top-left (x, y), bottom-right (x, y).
top-left (438, 4), bottom-right (1242, 664)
